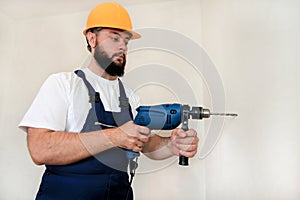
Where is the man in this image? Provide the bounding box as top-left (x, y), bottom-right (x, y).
top-left (19, 2), bottom-right (199, 199)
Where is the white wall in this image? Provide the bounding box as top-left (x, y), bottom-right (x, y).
top-left (201, 0), bottom-right (300, 199)
top-left (1, 0), bottom-right (299, 199)
top-left (0, 9), bottom-right (89, 199)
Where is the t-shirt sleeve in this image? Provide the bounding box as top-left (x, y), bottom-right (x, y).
top-left (19, 73), bottom-right (69, 132)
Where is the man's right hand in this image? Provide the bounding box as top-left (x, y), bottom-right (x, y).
top-left (106, 121), bottom-right (151, 152)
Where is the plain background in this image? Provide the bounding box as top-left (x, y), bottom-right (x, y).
top-left (0, 0), bottom-right (299, 199)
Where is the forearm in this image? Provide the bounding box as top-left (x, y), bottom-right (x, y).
top-left (27, 121), bottom-right (151, 166)
top-left (27, 128), bottom-right (114, 165)
top-left (142, 134), bottom-right (175, 160)
top-left (142, 128), bottom-right (199, 160)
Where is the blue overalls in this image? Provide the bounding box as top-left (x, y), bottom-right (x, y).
top-left (36, 70), bottom-right (135, 200)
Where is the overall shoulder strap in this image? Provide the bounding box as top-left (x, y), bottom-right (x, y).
top-left (118, 79), bottom-right (130, 109)
top-left (74, 69), bottom-right (105, 125)
top-left (75, 70), bottom-right (100, 103)
top-left (114, 78), bottom-right (133, 124)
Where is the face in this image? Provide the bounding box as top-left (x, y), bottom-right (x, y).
top-left (93, 29), bottom-right (131, 77)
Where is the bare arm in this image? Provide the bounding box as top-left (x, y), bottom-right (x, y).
top-left (142, 128), bottom-right (199, 160)
top-left (141, 134), bottom-right (172, 160)
top-left (27, 121), bottom-right (150, 165)
top-left (27, 128), bottom-right (111, 165)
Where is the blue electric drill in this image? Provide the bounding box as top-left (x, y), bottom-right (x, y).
top-left (128, 103), bottom-right (237, 166)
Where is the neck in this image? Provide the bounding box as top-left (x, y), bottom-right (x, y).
top-left (87, 58), bottom-right (117, 81)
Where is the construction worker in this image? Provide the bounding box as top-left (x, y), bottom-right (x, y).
top-left (19, 2), bottom-right (199, 199)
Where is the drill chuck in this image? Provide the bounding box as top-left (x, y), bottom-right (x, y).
top-left (201, 108), bottom-right (211, 118)
top-left (189, 107), bottom-right (211, 119)
top-left (190, 106), bottom-right (238, 119)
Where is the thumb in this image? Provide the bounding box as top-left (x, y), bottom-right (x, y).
top-left (174, 128), bottom-right (187, 138)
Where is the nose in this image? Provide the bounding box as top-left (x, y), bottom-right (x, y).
top-left (119, 43), bottom-right (127, 54)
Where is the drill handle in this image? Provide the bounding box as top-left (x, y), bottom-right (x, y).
top-left (126, 149), bottom-right (140, 160)
top-left (179, 118), bottom-right (189, 166)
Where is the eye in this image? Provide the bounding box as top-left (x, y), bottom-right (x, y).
top-left (111, 35), bottom-right (120, 42)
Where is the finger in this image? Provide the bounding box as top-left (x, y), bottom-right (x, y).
top-left (126, 140), bottom-right (143, 152)
top-left (176, 143), bottom-right (198, 152)
top-left (138, 136), bottom-right (149, 143)
top-left (177, 131), bottom-right (199, 144)
top-left (185, 129), bottom-right (197, 137)
top-left (133, 144), bottom-right (143, 152)
top-left (137, 126), bottom-right (151, 136)
top-left (179, 149), bottom-right (197, 158)
top-left (174, 136), bottom-right (198, 146)
top-left (135, 140), bottom-right (145, 148)
top-left (173, 128), bottom-right (187, 138)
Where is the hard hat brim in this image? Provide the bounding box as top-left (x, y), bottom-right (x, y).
top-left (128, 30), bottom-right (141, 40)
top-left (83, 27), bottom-right (141, 40)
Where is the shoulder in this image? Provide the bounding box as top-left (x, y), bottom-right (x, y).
top-left (43, 71), bottom-right (84, 93)
top-left (46, 71), bottom-right (79, 84)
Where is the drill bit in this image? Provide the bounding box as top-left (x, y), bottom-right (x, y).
top-left (209, 112), bottom-right (238, 117)
top-left (192, 107), bottom-right (238, 119)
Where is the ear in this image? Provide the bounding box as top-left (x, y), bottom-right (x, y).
top-left (86, 31), bottom-right (97, 49)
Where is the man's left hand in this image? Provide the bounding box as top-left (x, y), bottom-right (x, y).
top-left (170, 128), bottom-right (199, 158)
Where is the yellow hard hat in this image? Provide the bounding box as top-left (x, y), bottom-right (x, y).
top-left (83, 2), bottom-right (141, 39)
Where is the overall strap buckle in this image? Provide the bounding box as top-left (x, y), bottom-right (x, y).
top-left (89, 92), bottom-right (101, 103)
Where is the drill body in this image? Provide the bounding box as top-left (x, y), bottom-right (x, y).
top-left (129, 103), bottom-right (208, 165)
top-left (134, 104), bottom-right (183, 130)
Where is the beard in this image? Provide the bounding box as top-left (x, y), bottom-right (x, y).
top-left (94, 45), bottom-right (126, 77)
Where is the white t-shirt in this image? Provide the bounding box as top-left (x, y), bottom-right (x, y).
top-left (19, 68), bottom-right (140, 133)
